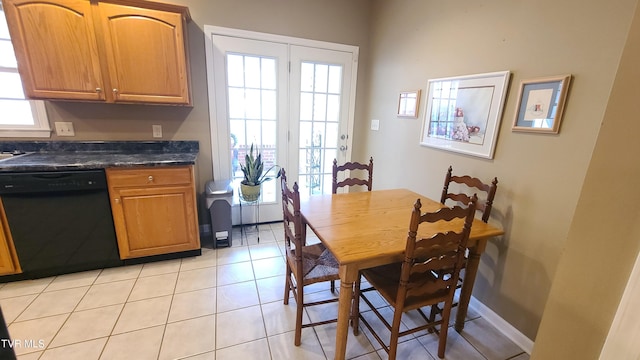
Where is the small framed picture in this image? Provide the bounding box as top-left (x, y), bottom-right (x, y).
top-left (512, 75), bottom-right (571, 134)
top-left (397, 90), bottom-right (421, 118)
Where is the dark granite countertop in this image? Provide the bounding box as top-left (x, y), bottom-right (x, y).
top-left (0, 141), bottom-right (199, 172)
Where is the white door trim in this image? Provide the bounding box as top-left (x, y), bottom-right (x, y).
top-left (203, 25), bottom-right (358, 180)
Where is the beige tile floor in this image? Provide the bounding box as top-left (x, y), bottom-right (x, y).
top-left (0, 223), bottom-right (530, 360)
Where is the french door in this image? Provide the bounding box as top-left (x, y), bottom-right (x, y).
top-left (289, 46), bottom-right (355, 198)
top-left (205, 26), bottom-right (358, 223)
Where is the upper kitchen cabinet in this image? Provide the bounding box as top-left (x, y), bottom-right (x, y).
top-left (2, 0), bottom-right (104, 101)
top-left (2, 0), bottom-right (192, 105)
top-left (97, 1), bottom-right (190, 104)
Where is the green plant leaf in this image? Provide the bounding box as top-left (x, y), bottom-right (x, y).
top-left (240, 143), bottom-right (281, 186)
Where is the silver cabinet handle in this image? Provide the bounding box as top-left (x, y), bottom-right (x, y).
top-left (114, 198), bottom-right (120, 203)
top-left (148, 175), bottom-right (154, 182)
top-left (96, 88), bottom-right (102, 92)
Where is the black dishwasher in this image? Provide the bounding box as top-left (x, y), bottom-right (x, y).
top-left (0, 170), bottom-right (122, 279)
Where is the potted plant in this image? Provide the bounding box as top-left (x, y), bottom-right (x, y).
top-left (239, 144), bottom-right (281, 201)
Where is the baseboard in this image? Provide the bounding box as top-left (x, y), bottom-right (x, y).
top-left (469, 296), bottom-right (534, 354)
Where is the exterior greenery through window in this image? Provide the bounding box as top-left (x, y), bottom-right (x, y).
top-left (0, 6), bottom-right (50, 138)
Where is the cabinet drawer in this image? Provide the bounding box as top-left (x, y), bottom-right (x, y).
top-left (106, 166), bottom-right (193, 187)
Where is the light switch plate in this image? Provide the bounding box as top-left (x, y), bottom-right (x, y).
top-left (152, 125), bottom-right (162, 138)
top-left (54, 122), bottom-right (75, 136)
top-left (371, 119), bottom-right (380, 131)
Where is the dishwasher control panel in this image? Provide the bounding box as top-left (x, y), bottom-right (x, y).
top-left (0, 170), bottom-right (107, 194)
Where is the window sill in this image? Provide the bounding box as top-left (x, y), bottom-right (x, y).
top-left (0, 128), bottom-right (52, 138)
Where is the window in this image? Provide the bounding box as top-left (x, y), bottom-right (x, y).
top-left (0, 5), bottom-right (50, 138)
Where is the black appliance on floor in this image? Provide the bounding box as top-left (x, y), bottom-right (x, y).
top-left (0, 170), bottom-right (122, 279)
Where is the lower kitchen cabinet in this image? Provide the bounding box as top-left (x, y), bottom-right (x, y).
top-left (106, 166), bottom-right (200, 259)
top-left (0, 199), bottom-right (20, 275)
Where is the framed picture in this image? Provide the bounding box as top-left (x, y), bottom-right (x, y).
top-left (512, 74), bottom-right (571, 134)
top-left (420, 71), bottom-right (510, 159)
top-left (397, 90), bottom-right (421, 118)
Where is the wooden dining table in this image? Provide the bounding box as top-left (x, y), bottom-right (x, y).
top-left (299, 188), bottom-right (504, 360)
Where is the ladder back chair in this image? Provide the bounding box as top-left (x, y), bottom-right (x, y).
top-left (438, 165), bottom-right (498, 317)
top-left (280, 169), bottom-right (341, 346)
top-left (440, 165), bottom-right (498, 223)
top-left (352, 196), bottom-right (477, 359)
top-left (332, 157), bottom-right (373, 194)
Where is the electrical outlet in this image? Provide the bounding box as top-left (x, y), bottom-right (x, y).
top-left (54, 122), bottom-right (75, 136)
top-left (371, 119), bottom-right (380, 131)
top-left (152, 125), bottom-right (162, 138)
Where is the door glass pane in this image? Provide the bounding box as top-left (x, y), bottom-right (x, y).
top-left (314, 64), bottom-right (328, 92)
top-left (226, 53), bottom-right (280, 203)
top-left (229, 120), bottom-right (245, 178)
top-left (261, 90), bottom-right (276, 120)
top-left (245, 89), bottom-right (261, 119)
top-left (328, 66), bottom-right (342, 94)
top-left (261, 58), bottom-right (276, 89)
top-left (227, 54), bottom-right (244, 87)
top-left (327, 94), bottom-right (340, 122)
top-left (246, 120), bottom-right (262, 146)
top-left (325, 123), bottom-right (339, 148)
top-left (313, 94), bottom-right (326, 121)
top-left (323, 149), bottom-right (337, 172)
top-left (297, 61), bottom-right (343, 196)
top-left (299, 121), bottom-right (312, 148)
top-left (244, 57), bottom-right (261, 88)
top-left (228, 88), bottom-right (244, 118)
top-left (262, 121), bottom-right (277, 145)
top-left (300, 63), bottom-right (314, 91)
top-left (299, 93), bottom-right (313, 121)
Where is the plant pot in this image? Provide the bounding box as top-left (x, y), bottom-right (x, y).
top-left (240, 183), bottom-right (261, 201)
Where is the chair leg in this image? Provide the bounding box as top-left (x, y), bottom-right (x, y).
top-left (294, 283), bottom-right (304, 346)
top-left (388, 309), bottom-right (403, 360)
top-left (331, 280), bottom-right (336, 293)
top-left (284, 263), bottom-right (291, 305)
top-left (437, 302), bottom-right (453, 359)
top-left (428, 304), bottom-right (438, 333)
top-left (351, 274), bottom-right (361, 335)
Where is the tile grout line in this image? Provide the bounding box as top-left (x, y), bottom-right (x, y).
top-left (1, 222), bottom-right (528, 360)
top-left (46, 269), bottom-right (102, 354)
top-left (150, 258), bottom-right (182, 360)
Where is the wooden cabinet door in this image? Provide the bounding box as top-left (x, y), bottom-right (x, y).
top-left (107, 166), bottom-right (199, 259)
top-left (97, 2), bottom-right (190, 104)
top-left (0, 199), bottom-right (19, 275)
top-left (3, 0), bottom-right (105, 100)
